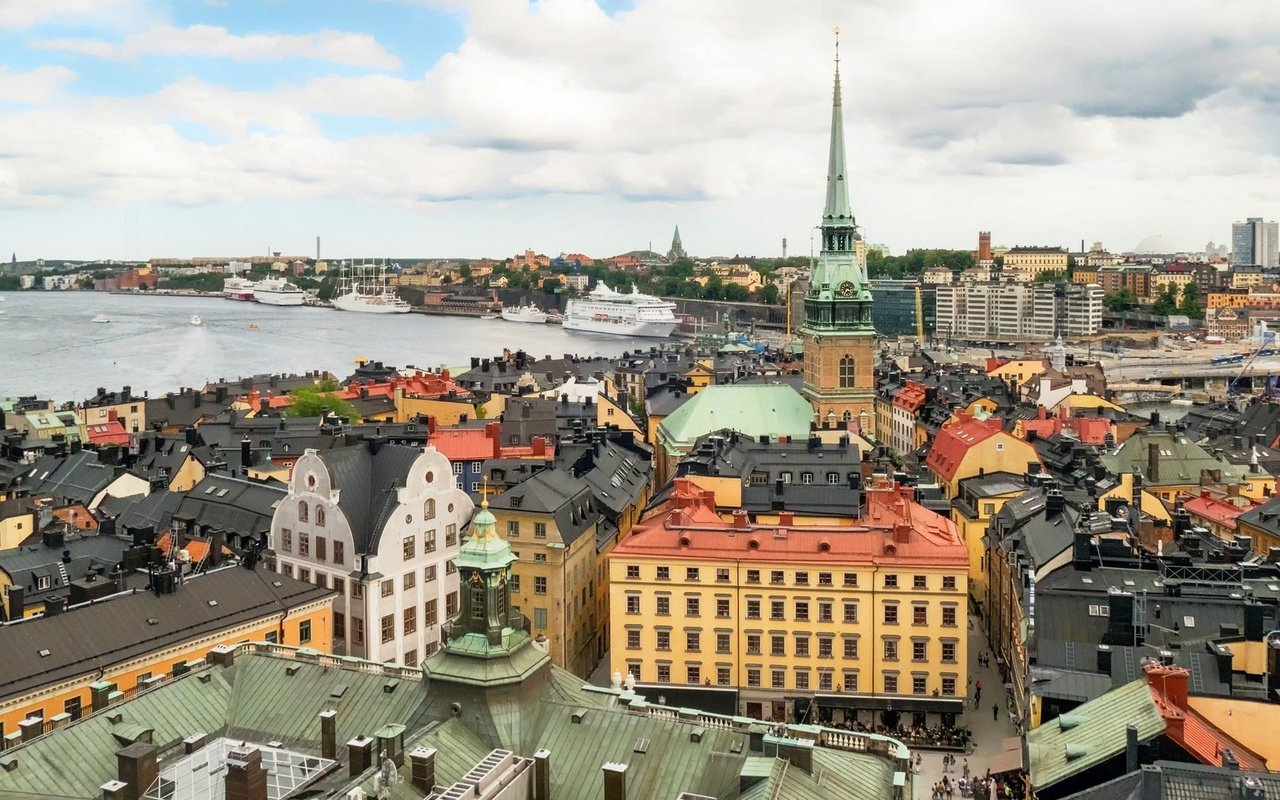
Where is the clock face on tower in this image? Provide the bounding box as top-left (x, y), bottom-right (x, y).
top-left (838, 281), bottom-right (855, 298)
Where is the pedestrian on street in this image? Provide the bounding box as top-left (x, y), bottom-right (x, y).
top-left (963, 758), bottom-right (970, 779)
top-left (992, 703), bottom-right (999, 721)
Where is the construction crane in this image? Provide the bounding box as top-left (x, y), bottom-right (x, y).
top-left (1229, 331), bottom-right (1272, 396)
top-left (914, 284), bottom-right (925, 347)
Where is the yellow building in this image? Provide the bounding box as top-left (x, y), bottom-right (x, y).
top-left (1072, 268), bottom-right (1099, 285)
top-left (1002, 247), bottom-right (1069, 281)
top-left (0, 567), bottom-right (332, 738)
top-left (0, 500), bottom-right (34, 552)
top-left (80, 387), bottom-right (146, 434)
top-left (610, 478), bottom-right (969, 726)
top-left (950, 472), bottom-right (1027, 605)
top-left (925, 416), bottom-right (1042, 499)
top-left (986, 359), bottom-right (1048, 392)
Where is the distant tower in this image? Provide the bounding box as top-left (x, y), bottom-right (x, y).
top-left (977, 231), bottom-right (992, 263)
top-left (800, 29), bottom-right (877, 431)
top-left (782, 238), bottom-right (788, 259)
top-left (9, 253), bottom-right (14, 273)
top-left (667, 225), bottom-right (687, 261)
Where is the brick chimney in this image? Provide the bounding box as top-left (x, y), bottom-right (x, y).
top-left (115, 743), bottom-right (158, 800)
top-left (732, 509), bottom-right (750, 530)
top-left (224, 747), bottom-right (268, 800)
top-left (486, 421), bottom-right (502, 457)
top-left (318, 710), bottom-right (337, 759)
top-left (602, 763), bottom-right (627, 800)
top-left (408, 747), bottom-right (436, 793)
top-left (1148, 664), bottom-right (1190, 708)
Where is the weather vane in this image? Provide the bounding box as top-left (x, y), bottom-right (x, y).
top-left (833, 26), bottom-right (840, 66)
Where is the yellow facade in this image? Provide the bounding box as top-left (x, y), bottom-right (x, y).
top-left (1072, 269), bottom-right (1099, 285)
top-left (609, 556), bottom-right (969, 723)
top-left (0, 510), bottom-right (34, 552)
top-left (0, 595), bottom-right (331, 735)
top-left (935, 433), bottom-right (1041, 499)
top-left (952, 488), bottom-right (1023, 605)
top-left (80, 400), bottom-right (146, 435)
top-left (596, 392), bottom-right (640, 433)
top-left (985, 360), bottom-right (1046, 391)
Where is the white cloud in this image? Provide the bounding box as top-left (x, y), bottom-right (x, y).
top-left (0, 65), bottom-right (77, 104)
top-left (0, 0), bottom-right (147, 29)
top-left (34, 24), bottom-right (402, 69)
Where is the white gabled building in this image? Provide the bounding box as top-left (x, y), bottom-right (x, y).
top-left (268, 440), bottom-right (474, 666)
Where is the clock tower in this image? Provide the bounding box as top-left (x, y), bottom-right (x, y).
top-left (800, 32), bottom-right (877, 431)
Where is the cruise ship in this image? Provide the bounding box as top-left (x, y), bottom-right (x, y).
top-left (563, 284), bottom-right (679, 338)
top-left (331, 261), bottom-right (411, 314)
top-left (253, 277), bottom-right (306, 306)
top-left (223, 276), bottom-right (255, 301)
top-left (500, 304), bottom-right (548, 324)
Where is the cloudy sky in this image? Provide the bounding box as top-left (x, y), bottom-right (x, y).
top-left (2, 0), bottom-right (1278, 260)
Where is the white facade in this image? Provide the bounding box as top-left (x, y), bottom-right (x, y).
top-left (1064, 283), bottom-right (1104, 338)
top-left (935, 281), bottom-right (1102, 343)
top-left (270, 445), bottom-right (474, 665)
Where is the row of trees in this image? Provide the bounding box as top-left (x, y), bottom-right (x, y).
top-left (1104, 283), bottom-right (1203, 319)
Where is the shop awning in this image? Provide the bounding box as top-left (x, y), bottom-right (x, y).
top-left (813, 694), bottom-right (966, 714)
top-left (989, 742), bottom-right (1024, 774)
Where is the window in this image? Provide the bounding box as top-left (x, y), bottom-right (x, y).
top-left (424, 531), bottom-right (436, 553)
top-left (686, 665), bottom-right (701, 685)
top-left (716, 598), bottom-right (730, 618)
top-left (843, 601), bottom-right (858, 623)
top-left (771, 635), bottom-right (786, 656)
top-left (942, 675), bottom-right (956, 696)
top-left (717, 666), bottom-right (731, 686)
top-left (747, 667), bottom-right (761, 687)
top-left (471, 583), bottom-right (485, 619)
top-left (686, 597), bottom-right (700, 617)
top-left (381, 614), bottom-right (395, 643)
top-left (686, 567), bottom-right (700, 582)
top-left (942, 606), bottom-right (957, 627)
top-left (333, 540), bottom-right (345, 565)
top-left (381, 579), bottom-right (394, 598)
top-left (298, 501), bottom-right (308, 522)
top-left (403, 571), bottom-right (416, 591)
top-left (747, 633), bottom-right (761, 655)
top-left (942, 576), bottom-right (957, 591)
top-left (912, 641), bottom-right (927, 661)
top-left (425, 498), bottom-right (436, 520)
top-left (843, 671), bottom-right (858, 693)
top-left (298, 568), bottom-right (310, 583)
top-left (942, 641), bottom-right (957, 663)
top-left (471, 462), bottom-right (481, 474)
top-left (404, 606), bottom-right (418, 635)
top-left (884, 574), bottom-right (898, 589)
top-left (913, 575), bottom-right (927, 590)
top-left (844, 638), bottom-right (858, 659)
top-left (351, 581), bottom-right (364, 599)
top-left (838, 355), bottom-right (855, 388)
top-left (534, 553), bottom-right (547, 563)
top-left (446, 560), bottom-right (456, 575)
top-left (656, 664), bottom-right (671, 684)
top-left (453, 462), bottom-right (463, 475)
top-left (781, 471), bottom-right (792, 484)
top-left (686, 631), bottom-right (700, 652)
top-left (333, 577), bottom-right (344, 594)
top-left (884, 674), bottom-right (898, 694)
top-left (281, 563), bottom-right (293, 578)
top-left (534, 607), bottom-right (547, 628)
top-left (843, 572), bottom-right (858, 587)
top-left (316, 506), bottom-right (325, 527)
top-left (626, 629), bottom-right (641, 649)
top-left (626, 565), bottom-right (640, 579)
top-left (795, 571), bottom-right (809, 586)
top-left (746, 569), bottom-right (760, 584)
top-left (315, 537), bottom-right (326, 562)
top-left (534, 577), bottom-right (547, 595)
top-left (913, 675), bottom-right (927, 695)
top-left (795, 636), bottom-right (809, 657)
top-left (771, 668), bottom-right (786, 689)
top-left (425, 599), bottom-right (438, 627)
top-left (509, 574), bottom-right (520, 592)
top-left (827, 471), bottom-right (840, 485)
top-left (507, 521), bottom-right (520, 537)
top-left (656, 596), bottom-right (670, 615)
top-left (819, 670), bottom-right (834, 692)
top-left (818, 572), bottom-right (832, 586)
top-left (716, 568), bottom-right (730, 583)
top-left (818, 601), bottom-right (833, 622)
top-left (405, 649), bottom-right (417, 666)
top-left (717, 632), bottom-right (731, 654)
top-left (281, 528), bottom-right (292, 552)
top-left (351, 617), bottom-right (365, 645)
top-left (771, 600), bottom-right (785, 620)
top-left (884, 640), bottom-right (898, 660)
top-left (656, 566), bottom-right (670, 581)
top-left (403, 536), bottom-right (415, 561)
top-left (316, 573), bottom-right (328, 589)
top-left (425, 565), bottom-right (437, 582)
top-left (656, 630), bottom-right (671, 650)
top-left (626, 595), bottom-right (641, 614)
top-left (913, 605), bottom-right (927, 625)
top-left (446, 524), bottom-right (457, 547)
top-left (770, 570), bottom-right (784, 585)
top-left (884, 605), bottom-right (898, 624)
top-left (795, 670), bottom-right (810, 690)
top-left (746, 599), bottom-right (760, 619)
top-left (298, 533), bottom-right (310, 557)
top-left (446, 591), bottom-right (459, 617)
top-left (335, 612), bottom-right (346, 637)
top-left (795, 601), bottom-right (809, 621)
top-left (534, 522), bottom-right (547, 539)
top-left (818, 637), bottom-right (833, 658)
top-left (299, 620), bottom-right (312, 643)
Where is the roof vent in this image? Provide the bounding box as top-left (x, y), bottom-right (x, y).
top-left (146, 618), bottom-right (159, 626)
top-left (571, 709), bottom-right (589, 724)
top-left (690, 727), bottom-right (706, 744)
top-left (285, 665), bottom-right (301, 676)
top-left (330, 685), bottom-right (348, 699)
top-left (633, 738), bottom-right (650, 754)
top-left (1065, 744), bottom-right (1087, 760)
top-left (383, 679), bottom-right (400, 694)
top-left (1059, 714), bottom-right (1080, 730)
top-left (207, 600), bottom-right (218, 607)
top-left (38, 649), bottom-right (50, 658)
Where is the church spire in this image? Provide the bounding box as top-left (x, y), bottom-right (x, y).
top-left (822, 28), bottom-right (855, 234)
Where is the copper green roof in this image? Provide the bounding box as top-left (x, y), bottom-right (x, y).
top-left (1028, 678), bottom-right (1165, 791)
top-left (657, 384), bottom-right (814, 455)
top-left (1100, 429), bottom-right (1249, 488)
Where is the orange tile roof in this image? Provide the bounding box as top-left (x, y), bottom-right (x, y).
top-left (87, 420), bottom-right (130, 446)
top-left (155, 532), bottom-right (232, 564)
top-left (925, 417), bottom-right (1005, 482)
top-left (1184, 493), bottom-right (1255, 531)
top-left (1145, 664), bottom-right (1267, 771)
top-left (893, 381), bottom-right (928, 413)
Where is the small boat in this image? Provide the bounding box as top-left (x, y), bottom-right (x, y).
top-left (248, 322), bottom-right (259, 330)
top-left (480, 312), bottom-right (500, 320)
top-left (91, 314), bottom-right (110, 323)
top-left (190, 315), bottom-right (202, 326)
top-left (501, 304), bottom-right (549, 324)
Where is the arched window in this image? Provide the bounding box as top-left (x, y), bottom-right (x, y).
top-left (842, 410), bottom-right (852, 422)
top-left (298, 501), bottom-right (308, 522)
top-left (424, 498), bottom-right (436, 521)
top-left (315, 506), bottom-right (325, 527)
top-left (838, 355), bottom-right (855, 388)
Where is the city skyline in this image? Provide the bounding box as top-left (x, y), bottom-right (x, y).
top-left (1, 0), bottom-right (1278, 260)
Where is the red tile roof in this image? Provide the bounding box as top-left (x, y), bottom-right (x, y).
top-left (1184, 493), bottom-right (1255, 531)
top-left (87, 420), bottom-right (130, 446)
top-left (1145, 665), bottom-right (1267, 771)
top-left (613, 478), bottom-right (967, 566)
top-left (156, 532), bottom-right (232, 565)
top-left (925, 417), bottom-right (1005, 482)
top-left (428, 422), bottom-right (552, 461)
top-left (893, 381), bottom-right (927, 414)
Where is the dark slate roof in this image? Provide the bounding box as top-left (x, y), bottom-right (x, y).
top-left (144, 389), bottom-right (231, 429)
top-left (1060, 770), bottom-right (1143, 800)
top-left (487, 468), bottom-right (597, 546)
top-left (1236, 493), bottom-right (1280, 542)
top-left (1030, 665), bottom-right (1116, 705)
top-left (23, 450), bottom-right (115, 505)
top-left (318, 443), bottom-right (423, 554)
top-left (1060, 760), bottom-right (1280, 800)
top-left (0, 533), bottom-right (132, 610)
top-left (0, 565), bottom-right (331, 704)
top-left (645, 383), bottom-right (695, 418)
top-left (106, 490), bottom-right (183, 533)
top-left (171, 474), bottom-right (286, 540)
top-left (132, 434), bottom-right (197, 482)
top-left (499, 397), bottom-right (558, 446)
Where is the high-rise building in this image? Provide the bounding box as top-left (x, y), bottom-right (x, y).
top-left (1231, 218), bottom-right (1279, 268)
top-left (934, 281), bottom-right (1101, 343)
top-left (800, 48), bottom-right (877, 430)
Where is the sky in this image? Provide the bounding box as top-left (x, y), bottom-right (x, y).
top-left (1, 0), bottom-right (1279, 261)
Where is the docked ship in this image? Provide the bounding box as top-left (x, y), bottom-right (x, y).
top-left (331, 261), bottom-right (411, 314)
top-left (563, 284), bottom-right (679, 338)
top-left (500, 304), bottom-right (548, 324)
top-left (222, 276), bottom-right (255, 301)
top-left (253, 277), bottom-right (306, 306)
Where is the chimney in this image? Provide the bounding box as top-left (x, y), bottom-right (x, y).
top-left (240, 438), bottom-right (252, 469)
top-left (1125, 725), bottom-right (1139, 774)
top-left (1221, 749), bottom-right (1239, 771)
top-left (1148, 441), bottom-right (1160, 483)
top-left (533, 748), bottom-right (551, 800)
top-left (348, 735), bottom-right (374, 776)
top-left (44, 596), bottom-right (65, 617)
top-left (4, 584), bottom-right (22, 621)
top-left (116, 743), bottom-right (159, 800)
top-left (1096, 644), bottom-right (1112, 675)
top-left (207, 530), bottom-right (224, 568)
top-left (408, 747), bottom-right (436, 793)
top-left (207, 644), bottom-right (236, 668)
top-left (1151, 665), bottom-right (1189, 708)
top-left (319, 710), bottom-right (337, 759)
top-left (224, 746), bottom-right (268, 800)
top-left (732, 509), bottom-right (749, 529)
top-left (602, 763), bottom-right (627, 800)
top-left (1073, 530), bottom-right (1093, 571)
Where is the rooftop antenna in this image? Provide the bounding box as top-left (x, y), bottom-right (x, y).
top-left (833, 26), bottom-right (840, 69)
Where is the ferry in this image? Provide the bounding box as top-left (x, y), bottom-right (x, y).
top-left (223, 276), bottom-right (255, 301)
top-left (253, 277), bottom-right (306, 306)
top-left (562, 284), bottom-right (678, 338)
top-left (332, 261), bottom-right (411, 314)
top-left (91, 314), bottom-right (110, 323)
top-left (501, 304), bottom-right (549, 324)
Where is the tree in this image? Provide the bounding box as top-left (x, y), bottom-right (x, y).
top-left (286, 381), bottom-right (360, 420)
top-left (723, 283), bottom-right (750, 302)
top-left (1153, 285), bottom-right (1179, 316)
top-left (541, 277), bottom-right (562, 293)
top-left (1179, 283), bottom-right (1203, 319)
top-left (759, 283), bottom-right (781, 305)
top-left (1034, 270), bottom-right (1067, 283)
top-left (1103, 288), bottom-right (1136, 312)
top-left (458, 264), bottom-right (472, 282)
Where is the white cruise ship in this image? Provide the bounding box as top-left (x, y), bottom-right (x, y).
top-left (331, 261), bottom-right (411, 314)
top-left (501, 304), bottom-right (548, 324)
top-left (253, 277), bottom-right (306, 306)
top-left (223, 276), bottom-right (255, 301)
top-left (563, 284), bottom-right (679, 338)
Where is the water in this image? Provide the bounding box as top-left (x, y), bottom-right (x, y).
top-left (0, 292), bottom-right (640, 402)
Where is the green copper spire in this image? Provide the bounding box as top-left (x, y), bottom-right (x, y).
top-left (823, 32), bottom-right (855, 232)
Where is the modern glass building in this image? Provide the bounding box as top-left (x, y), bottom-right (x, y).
top-left (869, 279), bottom-right (936, 338)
